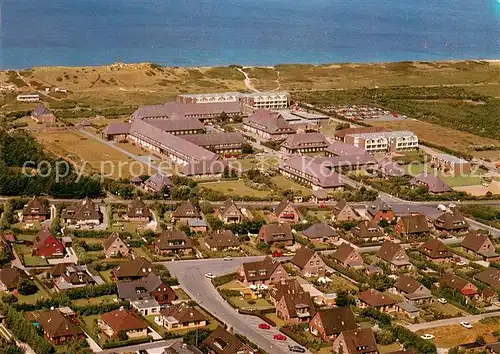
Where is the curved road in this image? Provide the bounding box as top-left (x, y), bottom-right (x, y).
top-left (164, 256), bottom-right (310, 354)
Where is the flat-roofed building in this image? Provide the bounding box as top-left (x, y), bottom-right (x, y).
top-left (178, 91), bottom-right (290, 109)
top-left (345, 130), bottom-right (418, 153)
top-left (430, 153), bottom-right (471, 175)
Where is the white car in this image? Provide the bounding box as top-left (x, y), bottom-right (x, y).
top-left (456, 260), bottom-right (467, 266)
top-left (420, 334), bottom-right (435, 340)
top-left (460, 321), bottom-right (473, 329)
top-left (204, 273), bottom-right (215, 279)
top-left (223, 256), bottom-right (233, 261)
top-left (437, 298), bottom-right (448, 304)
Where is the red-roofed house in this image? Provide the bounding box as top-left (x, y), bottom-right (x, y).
top-left (32, 228), bottom-right (64, 258)
top-left (98, 309), bottom-right (149, 339)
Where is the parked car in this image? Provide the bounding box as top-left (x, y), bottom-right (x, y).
top-left (437, 298), bottom-right (448, 304)
top-left (204, 273), bottom-right (215, 279)
top-left (223, 256), bottom-right (233, 261)
top-left (460, 321), bottom-right (473, 329)
top-left (273, 334), bottom-right (287, 341)
top-left (288, 345), bottom-right (306, 353)
top-left (272, 251), bottom-right (284, 257)
top-left (258, 323), bottom-right (271, 330)
top-left (420, 334), bottom-right (435, 340)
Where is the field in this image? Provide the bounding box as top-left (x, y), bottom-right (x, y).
top-left (416, 318), bottom-right (500, 348)
top-left (36, 130), bottom-right (148, 178)
top-left (370, 119), bottom-right (500, 159)
top-left (401, 163), bottom-right (485, 187)
top-left (270, 175), bottom-right (313, 196)
top-left (198, 180), bottom-right (271, 198)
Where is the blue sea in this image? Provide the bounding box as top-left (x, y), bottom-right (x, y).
top-left (1, 0), bottom-right (499, 69)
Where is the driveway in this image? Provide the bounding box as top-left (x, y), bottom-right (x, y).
top-left (164, 257), bottom-right (311, 354)
top-left (97, 339), bottom-right (178, 354)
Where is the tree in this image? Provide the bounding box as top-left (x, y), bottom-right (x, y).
top-left (199, 201), bottom-right (214, 214)
top-left (376, 330), bottom-right (395, 345)
top-left (18, 279), bottom-right (37, 295)
top-left (183, 328), bottom-right (212, 346)
top-left (118, 330), bottom-right (128, 341)
top-left (241, 144), bottom-right (254, 154)
top-left (335, 123), bottom-right (350, 131)
top-left (335, 290), bottom-right (355, 307)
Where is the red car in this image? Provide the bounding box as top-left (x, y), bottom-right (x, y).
top-left (272, 251), bottom-right (284, 258)
top-left (273, 334), bottom-right (287, 341)
top-left (258, 323), bottom-right (271, 330)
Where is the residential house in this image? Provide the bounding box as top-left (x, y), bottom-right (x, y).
top-left (344, 130), bottom-right (418, 153)
top-left (474, 268), bottom-right (500, 290)
top-left (258, 223), bottom-right (293, 246)
top-left (310, 189), bottom-right (329, 204)
top-left (162, 340), bottom-right (203, 354)
top-left (61, 198), bottom-right (102, 226)
top-left (331, 199), bottom-right (361, 222)
top-left (302, 222), bottom-right (339, 244)
top-left (418, 239), bottom-right (453, 262)
top-left (215, 199), bottom-right (244, 224)
top-left (99, 308), bottom-right (148, 339)
top-left (396, 302), bottom-right (420, 319)
top-left (117, 272), bottom-right (176, 305)
top-left (280, 132), bottom-right (329, 154)
top-left (0, 266), bottom-right (24, 292)
top-left (440, 273), bottom-right (479, 302)
top-left (35, 309), bottom-right (84, 345)
top-left (242, 109), bottom-right (296, 141)
top-left (332, 243), bottom-right (364, 268)
top-left (269, 278), bottom-right (305, 305)
top-left (205, 230), bottom-right (240, 251)
top-left (352, 220), bottom-right (385, 243)
top-left (394, 213), bottom-right (429, 238)
top-left (365, 265), bottom-right (384, 277)
top-left (172, 201), bottom-right (201, 224)
top-left (111, 257), bottom-right (155, 281)
top-left (393, 275), bottom-right (432, 305)
top-left (291, 246), bottom-right (327, 277)
top-left (131, 175), bottom-right (143, 187)
top-left (32, 228), bottom-right (65, 258)
top-left (144, 173), bottom-right (174, 193)
top-left (275, 285), bottom-right (315, 324)
top-left (103, 232), bottom-right (130, 258)
top-left (157, 304), bottom-right (207, 331)
top-left (126, 198), bottom-right (152, 221)
top-left (131, 298), bottom-right (161, 316)
top-left (22, 196), bottom-right (50, 221)
top-left (486, 342), bottom-right (500, 354)
top-left (410, 173), bottom-right (452, 194)
top-left (332, 328), bottom-right (379, 354)
top-left (187, 218), bottom-right (208, 233)
top-left (461, 231), bottom-right (500, 262)
top-left (203, 326), bottom-right (254, 354)
top-left (237, 256), bottom-right (288, 287)
top-left (367, 198), bottom-right (395, 222)
top-left (31, 104), bottom-right (56, 123)
top-left (377, 240), bottom-right (412, 271)
top-left (154, 230), bottom-right (193, 256)
top-left (357, 289), bottom-right (396, 313)
top-left (52, 264), bottom-right (103, 292)
top-left (309, 307), bottom-right (357, 342)
top-left (270, 199), bottom-right (301, 224)
top-left (434, 210), bottom-right (468, 232)
top-left (334, 126), bottom-right (389, 142)
top-left (481, 288), bottom-right (498, 305)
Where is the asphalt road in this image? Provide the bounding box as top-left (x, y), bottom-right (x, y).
top-left (164, 256), bottom-right (311, 354)
top-left (405, 311), bottom-right (500, 332)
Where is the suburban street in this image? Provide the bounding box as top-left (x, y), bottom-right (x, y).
top-left (97, 339), bottom-right (178, 354)
top-left (164, 256), bottom-right (311, 354)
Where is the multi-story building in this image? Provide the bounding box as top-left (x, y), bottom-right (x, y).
top-left (132, 102), bottom-right (243, 121)
top-left (344, 130), bottom-right (418, 153)
top-left (177, 91), bottom-right (290, 109)
top-left (280, 132), bottom-right (329, 154)
top-left (430, 153), bottom-right (471, 175)
top-left (242, 109), bottom-right (296, 141)
top-left (279, 156), bottom-right (344, 191)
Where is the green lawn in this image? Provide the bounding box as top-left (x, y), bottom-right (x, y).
top-left (218, 280), bottom-right (247, 291)
top-left (131, 247), bottom-right (152, 261)
top-left (174, 288), bottom-right (191, 301)
top-left (16, 283), bottom-right (51, 304)
top-left (198, 180), bottom-right (271, 198)
top-left (307, 210), bottom-right (332, 221)
top-left (15, 245), bottom-right (48, 266)
top-left (265, 313), bottom-right (286, 328)
top-left (228, 297), bottom-right (274, 310)
top-left (379, 343), bottom-right (404, 353)
top-left (403, 163), bottom-right (485, 187)
top-left (16, 234), bottom-right (37, 242)
top-left (271, 175), bottom-right (313, 196)
top-left (99, 270), bottom-right (113, 283)
top-left (72, 295), bottom-right (118, 307)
